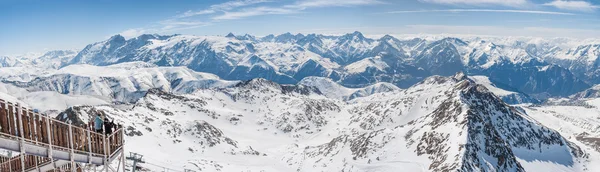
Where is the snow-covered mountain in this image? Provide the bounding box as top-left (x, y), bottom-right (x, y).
top-left (59, 32), bottom-right (600, 98)
top-left (0, 61), bottom-right (407, 112)
top-left (49, 74), bottom-right (597, 171)
top-left (1, 62), bottom-right (239, 104)
top-left (545, 43), bottom-right (600, 84)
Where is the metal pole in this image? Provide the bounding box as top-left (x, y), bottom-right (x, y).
top-left (132, 157), bottom-right (137, 172)
top-left (115, 156), bottom-right (122, 172)
top-left (16, 103), bottom-right (25, 172)
top-left (68, 121), bottom-right (75, 172)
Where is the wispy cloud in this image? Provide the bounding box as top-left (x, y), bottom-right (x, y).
top-left (285, 0), bottom-right (383, 9)
top-left (119, 0), bottom-right (382, 37)
top-left (212, 0), bottom-right (382, 20)
top-left (386, 9), bottom-right (575, 15)
top-left (213, 6), bottom-right (298, 20)
top-left (177, 0), bottom-right (270, 18)
top-left (419, 0), bottom-right (529, 7)
top-left (159, 20), bottom-right (211, 30)
top-left (119, 28), bottom-right (147, 39)
top-left (543, 0), bottom-right (599, 12)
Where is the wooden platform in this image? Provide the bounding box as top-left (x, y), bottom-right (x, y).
top-left (0, 99), bottom-right (125, 172)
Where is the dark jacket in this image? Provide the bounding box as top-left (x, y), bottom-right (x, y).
top-left (104, 120), bottom-right (114, 134)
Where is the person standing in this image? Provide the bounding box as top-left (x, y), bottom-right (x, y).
top-left (94, 114), bottom-right (103, 133)
top-left (104, 119), bottom-right (114, 135)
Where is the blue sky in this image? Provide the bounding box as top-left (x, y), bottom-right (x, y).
top-left (1, 0), bottom-right (599, 55)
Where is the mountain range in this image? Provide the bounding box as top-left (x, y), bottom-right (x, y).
top-left (6, 32), bottom-right (591, 99)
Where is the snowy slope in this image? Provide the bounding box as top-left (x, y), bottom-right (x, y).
top-left (468, 75), bottom-right (539, 104)
top-left (298, 76), bottom-right (400, 100)
top-left (520, 99), bottom-right (600, 171)
top-left (47, 75), bottom-right (595, 172)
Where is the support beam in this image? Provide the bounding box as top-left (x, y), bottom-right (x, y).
top-left (16, 103), bottom-right (25, 172)
top-left (120, 130), bottom-right (125, 172)
top-left (68, 121), bottom-right (75, 172)
top-left (45, 115), bottom-right (54, 170)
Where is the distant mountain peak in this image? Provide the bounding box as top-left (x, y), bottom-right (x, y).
top-left (108, 34), bottom-right (126, 42)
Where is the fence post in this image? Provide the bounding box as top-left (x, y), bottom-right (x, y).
top-left (87, 128), bottom-right (92, 164)
top-left (16, 103), bottom-right (25, 172)
top-left (103, 124), bottom-right (108, 172)
top-left (68, 121), bottom-right (75, 172)
top-left (120, 129), bottom-right (125, 172)
top-left (45, 114), bottom-right (55, 169)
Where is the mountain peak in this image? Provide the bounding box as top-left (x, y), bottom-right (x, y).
top-left (380, 34), bottom-right (395, 40)
top-left (225, 32), bottom-right (236, 38)
top-left (108, 34), bottom-right (126, 42)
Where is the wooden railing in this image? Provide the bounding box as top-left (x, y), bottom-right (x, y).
top-left (0, 98), bottom-right (124, 171)
top-left (0, 154), bottom-right (51, 171)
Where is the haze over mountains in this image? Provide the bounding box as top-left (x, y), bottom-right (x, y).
top-left (1, 32), bottom-right (600, 171)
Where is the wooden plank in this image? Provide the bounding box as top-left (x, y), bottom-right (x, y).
top-left (40, 116), bottom-right (47, 144)
top-left (0, 104), bottom-right (8, 134)
top-left (58, 123), bottom-right (65, 148)
top-left (80, 128), bottom-right (87, 151)
top-left (28, 112), bottom-right (33, 141)
top-left (63, 124), bottom-right (69, 148)
top-left (34, 112), bottom-right (41, 143)
top-left (57, 123), bottom-right (64, 148)
top-left (30, 111), bottom-right (36, 141)
top-left (30, 112), bottom-right (37, 142)
top-left (29, 111), bottom-right (36, 142)
top-left (22, 110), bottom-right (30, 140)
top-left (95, 133), bottom-right (101, 154)
top-left (53, 121), bottom-right (59, 148)
top-left (38, 115), bottom-right (43, 143)
top-left (93, 132), bottom-right (98, 154)
top-left (8, 104), bottom-right (16, 136)
top-left (92, 132), bottom-right (98, 154)
top-left (64, 124), bottom-right (70, 148)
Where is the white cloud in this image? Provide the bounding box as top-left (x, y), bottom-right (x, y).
top-left (213, 7), bottom-right (297, 20)
top-left (419, 0), bottom-right (528, 7)
top-left (177, 0), bottom-right (269, 18)
top-left (211, 0), bottom-right (381, 20)
top-left (179, 9), bottom-right (216, 18)
top-left (286, 0), bottom-right (383, 9)
top-left (543, 0), bottom-right (599, 12)
top-left (159, 20), bottom-right (209, 30)
top-left (119, 28), bottom-right (147, 38)
top-left (386, 9), bottom-right (575, 15)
